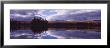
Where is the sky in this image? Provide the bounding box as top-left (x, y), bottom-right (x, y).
top-left (10, 9), bottom-right (101, 21)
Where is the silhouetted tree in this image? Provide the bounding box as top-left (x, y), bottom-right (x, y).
top-left (31, 17), bottom-right (48, 33)
top-left (31, 17), bottom-right (48, 28)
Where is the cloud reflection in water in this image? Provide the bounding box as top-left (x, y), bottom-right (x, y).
top-left (10, 29), bottom-right (101, 39)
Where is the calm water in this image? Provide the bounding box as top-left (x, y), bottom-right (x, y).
top-left (10, 29), bottom-right (101, 39)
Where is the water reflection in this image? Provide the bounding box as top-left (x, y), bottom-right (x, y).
top-left (10, 26), bottom-right (101, 39)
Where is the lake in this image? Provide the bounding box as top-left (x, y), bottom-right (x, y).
top-left (10, 28), bottom-right (101, 39)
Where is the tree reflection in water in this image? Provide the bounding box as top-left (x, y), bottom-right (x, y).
top-left (10, 26), bottom-right (101, 39)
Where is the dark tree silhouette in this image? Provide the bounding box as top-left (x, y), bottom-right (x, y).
top-left (31, 17), bottom-right (48, 28)
top-left (31, 17), bottom-right (48, 33)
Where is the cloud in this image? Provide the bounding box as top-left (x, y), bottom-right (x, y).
top-left (10, 9), bottom-right (38, 18)
top-left (46, 30), bottom-right (101, 39)
top-left (10, 14), bottom-right (31, 18)
top-left (51, 9), bottom-right (68, 16)
top-left (46, 9), bottom-right (101, 21)
top-left (69, 10), bottom-right (98, 15)
top-left (10, 9), bottom-right (101, 21)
